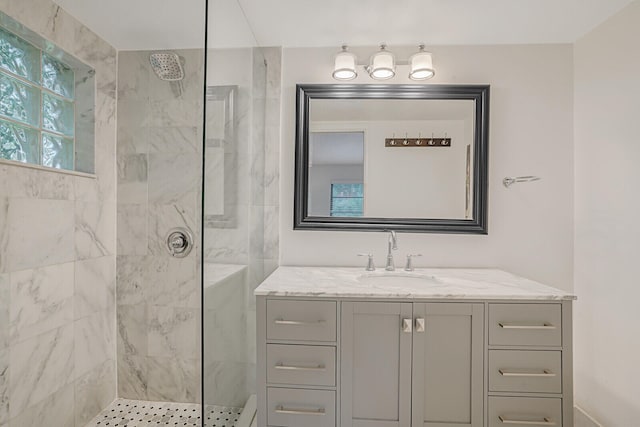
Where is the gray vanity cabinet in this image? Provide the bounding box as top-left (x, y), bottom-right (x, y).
top-left (340, 302), bottom-right (413, 427)
top-left (340, 302), bottom-right (484, 427)
top-left (256, 295), bottom-right (572, 427)
top-left (412, 303), bottom-right (484, 427)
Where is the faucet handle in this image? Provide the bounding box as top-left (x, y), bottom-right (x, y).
top-left (404, 254), bottom-right (423, 272)
top-left (357, 253), bottom-right (376, 271)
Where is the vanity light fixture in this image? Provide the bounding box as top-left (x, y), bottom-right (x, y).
top-left (367, 44), bottom-right (396, 80)
top-left (409, 44), bottom-right (435, 80)
top-left (331, 43), bottom-right (436, 82)
top-left (332, 45), bottom-right (358, 81)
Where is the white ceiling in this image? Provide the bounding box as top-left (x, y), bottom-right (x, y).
top-left (53, 0), bottom-right (634, 50)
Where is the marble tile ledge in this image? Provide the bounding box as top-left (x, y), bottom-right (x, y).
top-left (204, 263), bottom-right (247, 289)
top-left (254, 267), bottom-right (576, 300)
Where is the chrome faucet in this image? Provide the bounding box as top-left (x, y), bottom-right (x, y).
top-left (385, 230), bottom-right (398, 271)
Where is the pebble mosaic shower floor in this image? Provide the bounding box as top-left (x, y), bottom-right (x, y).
top-left (86, 399), bottom-right (243, 427)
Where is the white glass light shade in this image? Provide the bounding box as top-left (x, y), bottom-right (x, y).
top-left (368, 46), bottom-right (395, 80)
top-left (332, 48), bottom-right (358, 80)
top-left (409, 49), bottom-right (435, 80)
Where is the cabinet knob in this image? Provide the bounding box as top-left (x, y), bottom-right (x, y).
top-left (402, 318), bottom-right (413, 333)
top-left (415, 318), bottom-right (425, 333)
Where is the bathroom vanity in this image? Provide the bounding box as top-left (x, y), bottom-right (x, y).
top-left (255, 267), bottom-right (575, 427)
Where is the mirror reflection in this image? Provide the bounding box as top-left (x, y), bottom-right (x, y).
top-left (308, 98), bottom-right (475, 220)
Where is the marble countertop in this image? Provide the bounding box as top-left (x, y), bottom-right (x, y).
top-left (254, 267), bottom-right (576, 300)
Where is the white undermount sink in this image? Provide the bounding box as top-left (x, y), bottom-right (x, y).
top-left (357, 271), bottom-right (440, 287)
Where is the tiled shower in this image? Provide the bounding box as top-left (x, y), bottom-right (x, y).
top-left (0, 0), bottom-right (280, 425)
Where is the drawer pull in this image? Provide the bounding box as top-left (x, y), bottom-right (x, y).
top-left (499, 369), bottom-right (556, 378)
top-left (275, 363), bottom-right (326, 372)
top-left (274, 319), bottom-right (326, 326)
top-left (498, 322), bottom-right (556, 330)
top-left (275, 406), bottom-right (326, 416)
top-left (499, 416), bottom-right (556, 426)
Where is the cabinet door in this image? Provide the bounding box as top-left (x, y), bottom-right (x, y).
top-left (412, 303), bottom-right (484, 427)
top-left (341, 302), bottom-right (412, 427)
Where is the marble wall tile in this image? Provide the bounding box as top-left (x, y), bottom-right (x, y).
top-left (117, 304), bottom-right (147, 357)
top-left (5, 165), bottom-right (74, 200)
top-left (93, 102), bottom-right (117, 206)
top-left (263, 47), bottom-right (282, 99)
top-left (117, 204), bottom-right (148, 255)
top-left (75, 311), bottom-right (112, 378)
top-left (75, 256), bottom-right (115, 319)
top-left (147, 256), bottom-right (199, 308)
top-left (148, 203), bottom-right (197, 256)
top-left (203, 360), bottom-right (249, 407)
top-left (0, 199), bottom-right (6, 275)
top-left (0, 348), bottom-right (7, 424)
top-left (203, 213), bottom-right (249, 264)
top-left (1, 0), bottom-right (118, 423)
top-left (149, 100), bottom-right (203, 128)
top-left (148, 126), bottom-right (200, 154)
top-left (9, 323), bottom-right (74, 417)
top-left (204, 275), bottom-right (246, 362)
top-left (117, 48), bottom-right (204, 402)
top-left (117, 126), bottom-right (149, 156)
top-left (9, 262), bottom-right (74, 344)
top-left (117, 100), bottom-right (150, 130)
top-left (73, 176), bottom-right (100, 203)
top-left (263, 205), bottom-right (279, 260)
top-left (116, 256), bottom-right (148, 306)
top-left (252, 49), bottom-right (267, 99)
top-left (7, 199), bottom-right (75, 271)
top-left (246, 308), bottom-right (256, 365)
top-left (8, 383), bottom-right (74, 427)
top-left (147, 306), bottom-right (199, 359)
top-left (147, 153), bottom-right (199, 206)
top-left (74, 358), bottom-right (115, 427)
top-left (246, 261), bottom-right (264, 311)
top-left (75, 200), bottom-right (116, 259)
top-left (0, 166), bottom-right (7, 196)
top-left (204, 148), bottom-right (225, 216)
top-left (264, 258), bottom-right (278, 278)
top-left (117, 354), bottom-right (147, 400)
top-left (117, 153), bottom-right (148, 205)
top-left (263, 124), bottom-right (280, 207)
top-left (117, 51), bottom-right (151, 102)
top-left (249, 206), bottom-right (265, 259)
top-left (0, 274), bottom-right (7, 350)
top-left (147, 357), bottom-right (200, 403)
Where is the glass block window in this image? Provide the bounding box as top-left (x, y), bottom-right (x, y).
top-left (330, 183), bottom-right (364, 217)
top-left (0, 26), bottom-right (76, 171)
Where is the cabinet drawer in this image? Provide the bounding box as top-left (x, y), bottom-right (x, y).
top-left (489, 350), bottom-right (562, 393)
top-left (489, 304), bottom-right (562, 347)
top-left (267, 344), bottom-right (336, 386)
top-left (488, 397), bottom-right (562, 427)
top-left (267, 300), bottom-right (337, 342)
top-left (267, 387), bottom-right (335, 427)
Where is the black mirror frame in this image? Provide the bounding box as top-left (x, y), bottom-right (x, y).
top-left (294, 84), bottom-right (490, 234)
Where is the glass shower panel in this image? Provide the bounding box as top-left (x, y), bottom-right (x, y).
top-left (202, 47), bottom-right (267, 410)
top-left (203, 0), bottom-right (276, 422)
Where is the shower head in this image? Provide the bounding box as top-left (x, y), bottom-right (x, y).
top-left (149, 52), bottom-right (184, 81)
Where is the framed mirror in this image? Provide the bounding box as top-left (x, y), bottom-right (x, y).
top-left (294, 84), bottom-right (489, 233)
